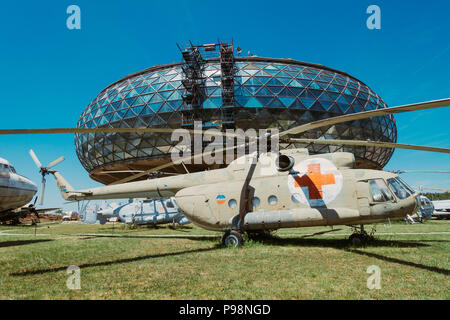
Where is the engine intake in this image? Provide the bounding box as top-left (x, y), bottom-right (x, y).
top-left (275, 154), bottom-right (295, 172)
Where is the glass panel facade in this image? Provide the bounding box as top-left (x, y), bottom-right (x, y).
top-left (75, 58), bottom-right (397, 177)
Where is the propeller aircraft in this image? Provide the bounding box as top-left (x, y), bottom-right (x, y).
top-left (2, 97), bottom-right (450, 246)
top-left (0, 157), bottom-right (58, 224)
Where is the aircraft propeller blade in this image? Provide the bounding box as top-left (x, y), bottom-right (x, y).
top-left (283, 138), bottom-right (450, 154)
top-left (29, 149), bottom-right (42, 169)
top-left (47, 156), bottom-right (65, 169)
top-left (276, 98), bottom-right (450, 138)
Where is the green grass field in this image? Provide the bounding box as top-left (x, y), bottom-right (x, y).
top-left (0, 220), bottom-right (448, 299)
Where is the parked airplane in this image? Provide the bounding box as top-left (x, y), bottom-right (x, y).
top-left (0, 157), bottom-right (58, 223)
top-left (432, 200), bottom-right (450, 219)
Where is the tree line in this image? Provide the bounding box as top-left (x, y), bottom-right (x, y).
top-left (422, 192), bottom-right (450, 201)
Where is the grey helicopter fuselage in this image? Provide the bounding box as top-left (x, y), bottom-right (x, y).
top-left (51, 148), bottom-right (419, 232)
top-left (98, 198), bottom-right (190, 225)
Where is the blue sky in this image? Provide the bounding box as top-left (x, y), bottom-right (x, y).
top-left (0, 0), bottom-right (449, 210)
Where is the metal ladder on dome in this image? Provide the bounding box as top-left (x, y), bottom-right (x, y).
top-left (177, 42), bottom-right (207, 129)
top-left (219, 41), bottom-right (236, 130)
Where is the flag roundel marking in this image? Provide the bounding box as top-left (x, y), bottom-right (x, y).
top-left (216, 194), bottom-right (226, 205)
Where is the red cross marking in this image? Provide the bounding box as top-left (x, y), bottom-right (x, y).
top-left (293, 163), bottom-right (335, 200)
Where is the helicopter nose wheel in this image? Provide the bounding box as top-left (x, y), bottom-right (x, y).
top-left (222, 230), bottom-right (244, 248)
top-left (349, 225), bottom-right (374, 246)
top-left (349, 233), bottom-right (367, 246)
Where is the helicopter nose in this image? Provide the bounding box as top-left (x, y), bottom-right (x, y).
top-left (414, 194), bottom-right (421, 213)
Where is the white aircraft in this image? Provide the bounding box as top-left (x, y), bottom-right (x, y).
top-left (0, 156), bottom-right (59, 223)
top-left (432, 200), bottom-right (450, 219)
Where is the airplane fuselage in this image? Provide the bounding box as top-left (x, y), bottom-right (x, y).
top-left (0, 159), bottom-right (37, 213)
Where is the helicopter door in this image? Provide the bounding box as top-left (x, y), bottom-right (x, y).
top-left (356, 181), bottom-right (370, 216)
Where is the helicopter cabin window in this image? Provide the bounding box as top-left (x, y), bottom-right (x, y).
top-left (369, 179), bottom-right (394, 202)
top-left (387, 178), bottom-right (411, 200)
top-left (268, 195), bottom-right (278, 205)
top-left (252, 197), bottom-right (260, 207)
top-left (228, 199), bottom-right (237, 209)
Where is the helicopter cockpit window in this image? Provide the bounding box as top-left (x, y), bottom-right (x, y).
top-left (387, 178), bottom-right (411, 200)
top-left (395, 177), bottom-right (415, 195)
top-left (369, 179), bottom-right (394, 202)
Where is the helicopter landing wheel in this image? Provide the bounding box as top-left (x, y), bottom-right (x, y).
top-left (222, 230), bottom-right (244, 248)
top-left (349, 233), bottom-right (366, 246)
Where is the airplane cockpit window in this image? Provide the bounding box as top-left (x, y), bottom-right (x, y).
top-left (387, 178), bottom-right (411, 200)
top-left (8, 165), bottom-right (16, 173)
top-left (369, 179), bottom-right (394, 202)
top-left (1, 164), bottom-right (11, 173)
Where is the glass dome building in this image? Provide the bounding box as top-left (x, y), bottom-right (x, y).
top-left (75, 46), bottom-right (396, 184)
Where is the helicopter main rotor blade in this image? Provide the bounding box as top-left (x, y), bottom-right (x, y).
top-left (47, 156), bottom-right (65, 169)
top-left (29, 149), bottom-right (42, 169)
top-left (0, 127), bottom-right (241, 139)
top-left (109, 137), bottom-right (259, 185)
top-left (277, 98), bottom-right (450, 138)
top-left (97, 170), bottom-right (146, 174)
top-left (395, 170), bottom-right (450, 174)
top-left (284, 138), bottom-right (450, 154)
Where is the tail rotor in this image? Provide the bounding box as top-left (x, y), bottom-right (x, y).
top-left (29, 149), bottom-right (65, 205)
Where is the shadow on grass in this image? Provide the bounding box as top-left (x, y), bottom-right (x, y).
top-left (256, 236), bottom-right (430, 249)
top-left (346, 249), bottom-right (450, 276)
top-left (0, 239), bottom-right (53, 248)
top-left (76, 234), bottom-right (220, 241)
top-left (255, 236), bottom-right (449, 276)
top-left (10, 245), bottom-right (221, 277)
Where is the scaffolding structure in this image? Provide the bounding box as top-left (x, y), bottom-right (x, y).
top-left (177, 41), bottom-right (236, 129)
top-left (178, 41), bottom-right (207, 128)
top-left (219, 41), bottom-right (235, 129)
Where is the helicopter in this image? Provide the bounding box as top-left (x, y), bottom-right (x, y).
top-left (1, 97), bottom-right (450, 247)
top-left (83, 197), bottom-right (191, 226)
